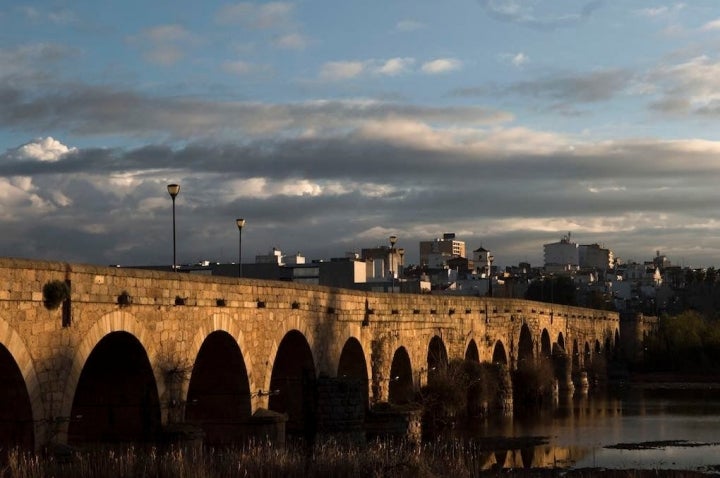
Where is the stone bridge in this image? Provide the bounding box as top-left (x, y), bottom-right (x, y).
top-left (0, 258), bottom-right (620, 451)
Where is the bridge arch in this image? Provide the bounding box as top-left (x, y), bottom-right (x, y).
top-left (0, 318), bottom-right (42, 450)
top-left (389, 346), bottom-right (414, 404)
top-left (518, 324), bottom-right (534, 366)
top-left (68, 330), bottom-right (160, 444)
top-left (465, 339), bottom-right (479, 363)
top-left (188, 313), bottom-right (253, 398)
top-left (337, 337), bottom-right (369, 410)
top-left (185, 330), bottom-right (251, 445)
top-left (427, 335), bottom-right (448, 381)
top-left (540, 329), bottom-right (551, 358)
top-left (492, 340), bottom-right (508, 365)
top-left (557, 332), bottom-right (565, 352)
top-left (61, 311), bottom-right (160, 440)
top-left (268, 330), bottom-right (316, 436)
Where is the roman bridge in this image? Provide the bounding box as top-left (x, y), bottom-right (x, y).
top-left (0, 258), bottom-right (620, 451)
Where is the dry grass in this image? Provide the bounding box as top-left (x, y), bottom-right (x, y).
top-left (1, 439), bottom-right (709, 478)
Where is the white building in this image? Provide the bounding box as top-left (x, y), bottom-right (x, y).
top-left (543, 234), bottom-right (579, 273)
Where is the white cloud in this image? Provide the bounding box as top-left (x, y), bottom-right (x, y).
top-left (395, 20), bottom-right (425, 32)
top-left (273, 33), bottom-right (308, 50)
top-left (11, 137), bottom-right (76, 162)
top-left (512, 52), bottom-right (528, 67)
top-left (701, 18), bottom-right (720, 31)
top-left (637, 3), bottom-right (685, 18)
top-left (421, 58), bottom-right (462, 74)
top-left (377, 57), bottom-right (415, 76)
top-left (127, 24), bottom-right (200, 66)
top-left (215, 2), bottom-right (295, 29)
top-left (222, 60), bottom-right (272, 76)
top-left (319, 61), bottom-right (366, 81)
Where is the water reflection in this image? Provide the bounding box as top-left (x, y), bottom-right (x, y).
top-left (462, 386), bottom-right (720, 471)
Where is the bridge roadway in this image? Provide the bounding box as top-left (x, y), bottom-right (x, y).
top-left (0, 258), bottom-right (619, 450)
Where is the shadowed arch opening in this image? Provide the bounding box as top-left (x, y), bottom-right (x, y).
top-left (540, 329), bottom-right (551, 358)
top-left (186, 330), bottom-right (251, 445)
top-left (389, 347), bottom-right (414, 404)
top-left (269, 330), bottom-right (316, 436)
top-left (605, 337), bottom-right (612, 356)
top-left (0, 344), bottom-right (34, 454)
top-left (69, 331), bottom-right (160, 444)
top-left (572, 339), bottom-right (580, 370)
top-left (557, 332), bottom-right (565, 352)
top-left (614, 329), bottom-right (621, 359)
top-left (584, 342), bottom-right (591, 367)
top-left (492, 341), bottom-right (508, 365)
top-left (337, 337), bottom-right (369, 411)
top-left (427, 336), bottom-right (448, 382)
top-left (465, 339), bottom-right (479, 363)
top-left (518, 324), bottom-right (533, 365)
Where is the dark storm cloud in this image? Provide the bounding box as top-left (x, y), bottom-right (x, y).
top-left (0, 80), bottom-right (509, 139)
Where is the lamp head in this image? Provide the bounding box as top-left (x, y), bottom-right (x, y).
top-left (236, 218), bottom-right (246, 229)
top-left (167, 183), bottom-right (180, 199)
top-left (389, 235), bottom-right (398, 247)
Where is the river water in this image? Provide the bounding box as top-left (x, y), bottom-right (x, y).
top-left (466, 385), bottom-right (720, 471)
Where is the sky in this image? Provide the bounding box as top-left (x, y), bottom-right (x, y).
top-left (3, 1), bottom-right (720, 269)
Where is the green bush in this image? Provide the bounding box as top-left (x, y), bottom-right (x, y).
top-left (43, 280), bottom-right (69, 310)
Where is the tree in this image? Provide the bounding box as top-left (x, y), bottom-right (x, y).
top-left (525, 276), bottom-right (577, 306)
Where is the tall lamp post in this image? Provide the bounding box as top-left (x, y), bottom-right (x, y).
top-left (236, 218), bottom-right (246, 277)
top-left (167, 184), bottom-right (180, 272)
top-left (488, 254), bottom-right (494, 297)
top-left (389, 235), bottom-right (398, 291)
top-left (397, 248), bottom-right (405, 292)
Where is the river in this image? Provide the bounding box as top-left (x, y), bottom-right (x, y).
top-left (464, 384), bottom-right (720, 471)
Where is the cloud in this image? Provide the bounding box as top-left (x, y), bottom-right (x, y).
top-left (318, 57), bottom-right (416, 81)
top-left (215, 2), bottom-right (295, 29)
top-left (222, 60), bottom-right (273, 76)
top-left (127, 24), bottom-right (200, 66)
top-left (636, 3), bottom-right (685, 18)
top-left (319, 61), bottom-right (366, 81)
top-left (700, 18), bottom-right (720, 31)
top-left (7, 137), bottom-right (77, 162)
top-left (646, 55), bottom-right (720, 116)
top-left (272, 33), bottom-right (308, 50)
top-left (377, 58), bottom-right (415, 76)
top-left (421, 58), bottom-right (462, 74)
top-left (480, 0), bottom-right (604, 29)
top-left (16, 6), bottom-right (78, 25)
top-left (394, 20), bottom-right (425, 32)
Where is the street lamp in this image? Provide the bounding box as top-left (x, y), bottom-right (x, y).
top-left (167, 184), bottom-right (180, 272)
top-left (397, 247), bottom-right (405, 293)
top-left (389, 235), bottom-right (398, 291)
top-left (236, 218), bottom-right (246, 277)
top-left (488, 254), bottom-right (494, 297)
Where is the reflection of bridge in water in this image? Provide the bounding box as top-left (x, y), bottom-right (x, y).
top-left (0, 258), bottom-right (625, 451)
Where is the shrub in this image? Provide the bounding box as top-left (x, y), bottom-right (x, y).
top-left (43, 280), bottom-right (69, 310)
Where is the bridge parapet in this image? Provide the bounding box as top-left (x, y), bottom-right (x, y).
top-left (0, 257), bottom-right (620, 450)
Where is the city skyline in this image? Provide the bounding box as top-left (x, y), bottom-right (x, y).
top-left (3, 1), bottom-right (720, 268)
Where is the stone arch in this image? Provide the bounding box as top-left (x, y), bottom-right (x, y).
top-left (540, 329), bottom-right (551, 358)
top-left (268, 330), bottom-right (316, 436)
top-left (389, 346), bottom-right (414, 404)
top-left (427, 335), bottom-right (448, 382)
top-left (517, 324), bottom-right (534, 365)
top-left (262, 317), bottom-right (318, 395)
top-left (492, 340), bottom-right (508, 365)
top-left (185, 330), bottom-right (252, 445)
top-left (584, 341), bottom-right (591, 367)
top-left (604, 336), bottom-right (612, 356)
top-left (0, 317), bottom-right (42, 450)
top-left (68, 330), bottom-right (161, 444)
top-left (337, 337), bottom-right (369, 411)
top-left (61, 311), bottom-right (159, 437)
top-left (557, 332), bottom-right (565, 352)
top-left (614, 328), bottom-right (621, 359)
top-left (572, 339), bottom-right (580, 371)
top-left (465, 339), bottom-right (480, 363)
top-left (187, 313), bottom-right (253, 402)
